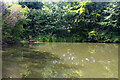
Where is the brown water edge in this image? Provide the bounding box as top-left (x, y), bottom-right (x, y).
top-left (2, 42), bottom-right (118, 78)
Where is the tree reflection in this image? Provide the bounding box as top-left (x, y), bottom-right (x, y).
top-left (2, 43), bottom-right (118, 78)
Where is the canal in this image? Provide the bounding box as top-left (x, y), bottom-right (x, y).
top-left (2, 42), bottom-right (118, 78)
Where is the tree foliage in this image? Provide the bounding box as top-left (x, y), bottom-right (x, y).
top-left (2, 2), bottom-right (29, 43)
top-left (2, 2), bottom-right (120, 44)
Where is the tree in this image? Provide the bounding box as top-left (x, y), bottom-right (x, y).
top-left (19, 2), bottom-right (44, 9)
top-left (2, 2), bottom-right (29, 43)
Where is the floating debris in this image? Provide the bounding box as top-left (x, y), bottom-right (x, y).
top-left (72, 62), bottom-right (74, 64)
top-left (71, 57), bottom-right (74, 60)
top-left (85, 58), bottom-right (89, 61)
top-left (81, 60), bottom-right (84, 62)
top-left (57, 61), bottom-right (60, 64)
top-left (93, 59), bottom-right (95, 63)
top-left (68, 57), bottom-right (70, 60)
top-left (63, 54), bottom-right (65, 57)
top-left (76, 63), bottom-right (78, 65)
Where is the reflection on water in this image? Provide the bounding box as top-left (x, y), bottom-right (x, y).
top-left (2, 43), bottom-right (118, 78)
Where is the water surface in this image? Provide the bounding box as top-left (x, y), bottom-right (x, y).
top-left (2, 42), bottom-right (118, 78)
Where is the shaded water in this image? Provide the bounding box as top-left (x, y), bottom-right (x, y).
top-left (2, 42), bottom-right (118, 78)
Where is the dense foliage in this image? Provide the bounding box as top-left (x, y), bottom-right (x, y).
top-left (2, 1), bottom-right (120, 44)
top-left (2, 2), bottom-right (29, 44)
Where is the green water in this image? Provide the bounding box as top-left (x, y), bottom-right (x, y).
top-left (2, 42), bottom-right (118, 78)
